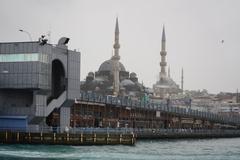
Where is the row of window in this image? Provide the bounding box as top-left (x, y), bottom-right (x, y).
top-left (0, 53), bottom-right (48, 63)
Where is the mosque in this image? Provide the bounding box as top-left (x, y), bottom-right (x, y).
top-left (80, 18), bottom-right (145, 97)
top-left (81, 18), bottom-right (183, 99)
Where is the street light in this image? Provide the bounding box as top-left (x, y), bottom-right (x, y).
top-left (19, 29), bottom-right (32, 41)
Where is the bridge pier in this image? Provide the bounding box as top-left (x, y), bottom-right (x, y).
top-left (60, 107), bottom-right (71, 133)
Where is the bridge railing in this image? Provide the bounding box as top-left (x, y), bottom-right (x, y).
top-left (79, 92), bottom-right (240, 126)
top-left (0, 127), bottom-right (134, 134)
top-left (2, 126), bottom-right (240, 137)
top-left (134, 128), bottom-right (240, 136)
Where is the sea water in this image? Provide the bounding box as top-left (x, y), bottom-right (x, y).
top-left (0, 138), bottom-right (240, 160)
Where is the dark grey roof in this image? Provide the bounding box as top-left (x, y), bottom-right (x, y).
top-left (156, 76), bottom-right (179, 89)
top-left (98, 59), bottom-right (126, 72)
top-left (120, 79), bottom-right (135, 86)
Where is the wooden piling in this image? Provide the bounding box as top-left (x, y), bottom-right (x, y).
top-left (80, 133), bottom-right (83, 143)
top-left (5, 131), bottom-right (8, 143)
top-left (119, 134), bottom-right (122, 144)
top-left (17, 132), bottom-right (19, 142)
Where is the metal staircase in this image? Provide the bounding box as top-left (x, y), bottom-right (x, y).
top-left (45, 91), bottom-right (66, 116)
top-left (30, 91), bottom-right (67, 124)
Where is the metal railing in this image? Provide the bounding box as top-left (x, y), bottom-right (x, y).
top-left (1, 127), bottom-right (240, 137)
top-left (0, 127), bottom-right (134, 134)
top-left (134, 128), bottom-right (240, 137)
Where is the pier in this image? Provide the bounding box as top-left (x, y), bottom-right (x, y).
top-left (1, 128), bottom-right (240, 146)
top-left (0, 129), bottom-right (135, 145)
top-left (135, 128), bottom-right (240, 139)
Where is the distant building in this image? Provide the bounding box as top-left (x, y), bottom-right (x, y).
top-left (81, 18), bottom-right (145, 97)
top-left (153, 27), bottom-right (181, 98)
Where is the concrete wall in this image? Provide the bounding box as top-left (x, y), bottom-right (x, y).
top-left (0, 90), bottom-right (33, 116)
top-left (67, 50), bottom-right (80, 100)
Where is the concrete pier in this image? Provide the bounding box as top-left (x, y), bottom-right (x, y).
top-left (0, 131), bottom-right (135, 145)
top-left (1, 128), bottom-right (240, 146)
top-left (135, 129), bottom-right (240, 139)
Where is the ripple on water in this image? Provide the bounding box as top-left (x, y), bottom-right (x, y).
top-left (0, 138), bottom-right (240, 160)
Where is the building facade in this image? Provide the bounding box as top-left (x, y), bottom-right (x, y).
top-left (0, 37), bottom-right (80, 131)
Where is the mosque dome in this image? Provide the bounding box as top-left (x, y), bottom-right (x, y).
top-left (98, 59), bottom-right (126, 72)
top-left (130, 72), bottom-right (137, 79)
top-left (88, 72), bottom-right (94, 77)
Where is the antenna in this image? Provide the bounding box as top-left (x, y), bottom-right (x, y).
top-left (237, 89), bottom-right (239, 103)
top-left (47, 31), bottom-right (51, 43)
top-left (181, 67), bottom-right (184, 93)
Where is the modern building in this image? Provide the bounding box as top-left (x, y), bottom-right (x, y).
top-left (81, 18), bottom-right (145, 97)
top-left (0, 37), bottom-right (80, 131)
top-left (153, 27), bottom-right (181, 98)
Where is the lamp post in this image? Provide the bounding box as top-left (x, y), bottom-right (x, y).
top-left (19, 29), bottom-right (32, 41)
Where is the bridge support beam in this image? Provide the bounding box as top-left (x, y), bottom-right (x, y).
top-left (60, 107), bottom-right (71, 133)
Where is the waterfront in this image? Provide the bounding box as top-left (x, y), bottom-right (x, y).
top-left (0, 138), bottom-right (240, 160)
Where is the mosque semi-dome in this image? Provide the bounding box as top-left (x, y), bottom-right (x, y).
top-left (130, 72), bottom-right (137, 79)
top-left (87, 72), bottom-right (94, 77)
top-left (98, 59), bottom-right (126, 72)
top-left (120, 79), bottom-right (135, 87)
top-left (157, 77), bottom-right (179, 89)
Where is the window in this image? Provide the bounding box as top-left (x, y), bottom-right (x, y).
top-left (0, 53), bottom-right (48, 63)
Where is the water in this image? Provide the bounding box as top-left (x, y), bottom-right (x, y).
top-left (1, 138), bottom-right (240, 160)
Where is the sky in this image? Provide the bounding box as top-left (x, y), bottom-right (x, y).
top-left (0, 0), bottom-right (240, 94)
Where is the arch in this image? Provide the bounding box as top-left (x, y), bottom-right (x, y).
top-left (51, 59), bottom-right (66, 98)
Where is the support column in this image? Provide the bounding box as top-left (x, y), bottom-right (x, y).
top-left (60, 107), bottom-right (71, 133)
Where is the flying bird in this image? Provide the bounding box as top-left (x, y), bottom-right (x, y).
top-left (221, 40), bottom-right (224, 43)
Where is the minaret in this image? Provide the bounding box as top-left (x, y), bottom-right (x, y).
top-left (160, 26), bottom-right (167, 79)
top-left (237, 89), bottom-right (239, 103)
top-left (112, 18), bottom-right (120, 95)
top-left (112, 17), bottom-right (120, 60)
top-left (181, 68), bottom-right (184, 92)
top-left (168, 66), bottom-right (170, 78)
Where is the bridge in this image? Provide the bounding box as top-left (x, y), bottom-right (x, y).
top-left (65, 92), bottom-right (240, 130)
top-left (1, 91), bottom-right (240, 145)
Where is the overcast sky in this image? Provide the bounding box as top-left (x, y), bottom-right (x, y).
top-left (0, 0), bottom-right (240, 94)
